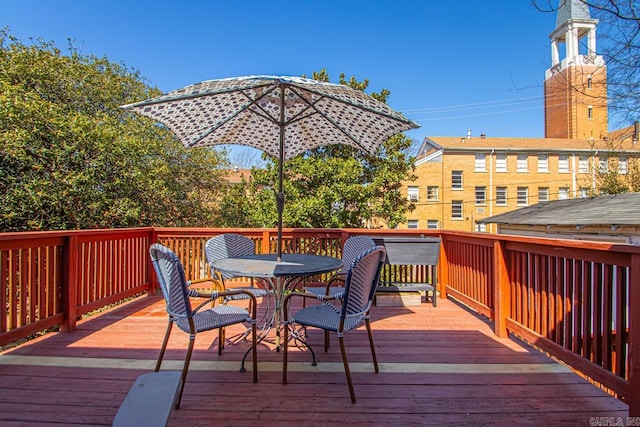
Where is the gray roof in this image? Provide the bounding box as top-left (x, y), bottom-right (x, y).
top-left (556, 0), bottom-right (593, 27)
top-left (478, 192), bottom-right (640, 226)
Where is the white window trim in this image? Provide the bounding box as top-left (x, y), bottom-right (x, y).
top-left (452, 171), bottom-right (463, 190)
top-left (407, 186), bottom-right (419, 202)
top-left (578, 156), bottom-right (589, 174)
top-left (475, 186), bottom-right (486, 205)
top-left (496, 187), bottom-right (507, 206)
top-left (559, 187), bottom-right (570, 200)
top-left (451, 201), bottom-right (463, 220)
top-left (618, 157), bottom-right (628, 175)
top-left (558, 155), bottom-right (570, 173)
top-left (517, 187), bottom-right (528, 206)
top-left (427, 186), bottom-right (439, 201)
top-left (538, 154), bottom-right (549, 173)
top-left (517, 154), bottom-right (528, 172)
top-left (474, 154), bottom-right (487, 172)
top-left (495, 153), bottom-right (507, 172)
top-left (538, 187), bottom-right (549, 202)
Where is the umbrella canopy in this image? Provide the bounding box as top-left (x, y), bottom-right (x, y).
top-left (122, 75), bottom-right (419, 260)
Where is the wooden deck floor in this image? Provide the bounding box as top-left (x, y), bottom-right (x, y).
top-left (0, 294), bottom-right (628, 426)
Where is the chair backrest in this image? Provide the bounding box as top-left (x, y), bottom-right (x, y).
top-left (205, 234), bottom-right (255, 280)
top-left (340, 236), bottom-right (376, 274)
top-left (341, 245), bottom-right (386, 320)
top-left (149, 244), bottom-right (192, 318)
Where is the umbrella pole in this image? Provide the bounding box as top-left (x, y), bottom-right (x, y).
top-left (276, 83), bottom-right (286, 263)
top-left (276, 185), bottom-right (284, 262)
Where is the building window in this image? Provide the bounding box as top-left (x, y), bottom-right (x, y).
top-left (496, 187), bottom-right (507, 206)
top-left (427, 220), bottom-right (438, 229)
top-left (427, 186), bottom-right (439, 200)
top-left (558, 154), bottom-right (569, 173)
top-left (538, 154), bottom-right (549, 172)
top-left (407, 186), bottom-right (419, 202)
top-left (474, 153), bottom-right (486, 172)
top-left (475, 186), bottom-right (486, 205)
top-left (599, 159), bottom-right (608, 173)
top-left (588, 106), bottom-right (593, 120)
top-left (495, 153), bottom-right (507, 172)
top-left (407, 220), bottom-right (418, 229)
top-left (579, 187), bottom-right (590, 198)
top-left (587, 75), bottom-right (593, 89)
top-left (559, 187), bottom-right (569, 200)
top-left (619, 157), bottom-right (628, 174)
top-left (475, 223), bottom-right (487, 232)
top-left (452, 200), bottom-right (463, 219)
top-left (538, 187), bottom-right (549, 202)
top-left (517, 187), bottom-right (528, 206)
top-left (452, 171), bottom-right (463, 190)
top-left (579, 155), bottom-right (589, 173)
top-left (517, 154), bottom-right (528, 172)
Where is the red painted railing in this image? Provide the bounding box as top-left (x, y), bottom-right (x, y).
top-left (0, 227), bottom-right (638, 415)
top-left (0, 228), bottom-right (152, 340)
top-left (439, 231), bottom-right (640, 415)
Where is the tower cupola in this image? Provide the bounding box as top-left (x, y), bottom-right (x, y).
top-left (544, 0), bottom-right (608, 140)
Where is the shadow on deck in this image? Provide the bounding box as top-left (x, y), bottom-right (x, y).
top-left (0, 294), bottom-right (628, 426)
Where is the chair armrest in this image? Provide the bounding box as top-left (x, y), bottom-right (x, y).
top-left (283, 291), bottom-right (340, 321)
top-left (191, 288), bottom-right (258, 319)
top-left (189, 278), bottom-right (213, 285)
top-left (325, 273), bottom-right (346, 294)
top-left (219, 289), bottom-right (258, 319)
top-left (187, 277), bottom-right (224, 293)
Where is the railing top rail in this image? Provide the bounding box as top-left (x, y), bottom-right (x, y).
top-left (0, 227), bottom-right (155, 242)
top-left (439, 230), bottom-right (640, 254)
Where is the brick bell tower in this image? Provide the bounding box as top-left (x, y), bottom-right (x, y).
top-left (544, 0), bottom-right (607, 139)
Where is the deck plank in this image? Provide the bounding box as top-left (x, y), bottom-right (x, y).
top-left (0, 295), bottom-right (628, 426)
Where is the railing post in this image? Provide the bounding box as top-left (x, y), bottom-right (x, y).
top-left (629, 253), bottom-right (640, 416)
top-left (261, 230), bottom-right (271, 254)
top-left (438, 237), bottom-right (448, 300)
top-left (61, 235), bottom-right (78, 332)
top-left (147, 228), bottom-right (158, 296)
top-left (493, 240), bottom-right (510, 338)
top-left (341, 230), bottom-right (350, 245)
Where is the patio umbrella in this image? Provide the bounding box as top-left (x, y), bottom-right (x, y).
top-left (122, 75), bottom-right (419, 261)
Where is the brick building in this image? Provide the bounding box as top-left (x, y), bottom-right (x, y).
top-left (403, 133), bottom-right (640, 233)
top-left (396, 0), bottom-right (640, 233)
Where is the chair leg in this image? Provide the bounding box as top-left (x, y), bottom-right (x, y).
top-left (338, 336), bottom-right (356, 404)
top-left (155, 320), bottom-right (173, 372)
top-left (324, 330), bottom-right (330, 352)
top-left (251, 321), bottom-right (258, 383)
top-left (282, 322), bottom-right (289, 385)
top-left (175, 333), bottom-right (196, 410)
top-left (218, 327), bottom-right (225, 355)
top-left (365, 319), bottom-right (379, 373)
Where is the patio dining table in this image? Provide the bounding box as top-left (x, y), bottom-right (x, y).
top-left (210, 253), bottom-right (342, 357)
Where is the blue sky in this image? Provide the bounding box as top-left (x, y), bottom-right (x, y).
top-left (3, 0), bottom-right (557, 151)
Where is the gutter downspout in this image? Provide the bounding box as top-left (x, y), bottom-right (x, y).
top-left (489, 149), bottom-right (494, 233)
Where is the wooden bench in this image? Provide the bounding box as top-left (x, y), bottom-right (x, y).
top-left (372, 236), bottom-right (441, 307)
top-left (113, 371), bottom-right (182, 427)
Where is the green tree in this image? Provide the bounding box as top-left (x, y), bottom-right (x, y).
top-left (217, 175), bottom-right (255, 228)
top-left (219, 69), bottom-right (416, 229)
top-left (0, 30), bottom-right (227, 231)
top-left (593, 153), bottom-right (640, 195)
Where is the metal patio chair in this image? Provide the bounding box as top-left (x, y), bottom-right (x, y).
top-left (304, 235), bottom-right (376, 350)
top-left (282, 245), bottom-right (386, 404)
top-left (149, 244), bottom-right (258, 409)
top-left (305, 235), bottom-right (376, 298)
top-left (204, 234), bottom-right (273, 347)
